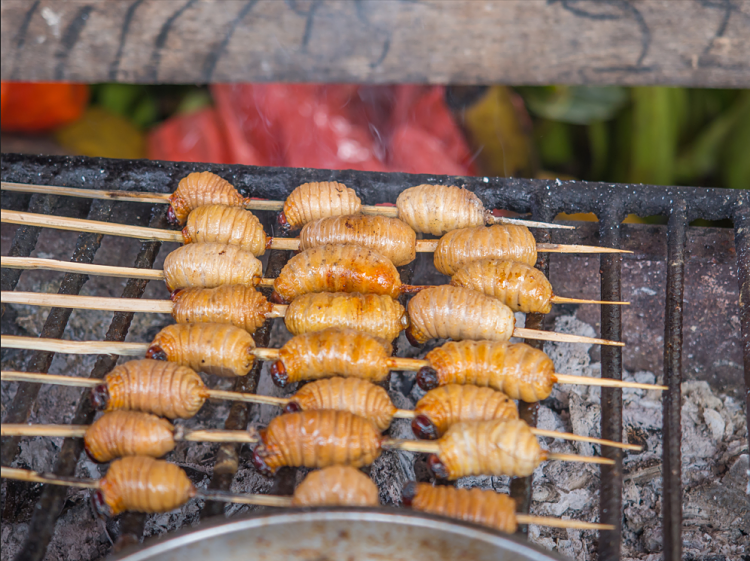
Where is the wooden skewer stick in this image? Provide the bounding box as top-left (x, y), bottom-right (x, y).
top-left (513, 327), bottom-right (624, 347)
top-left (1, 371), bottom-right (101, 387)
top-left (2, 210), bottom-right (630, 254)
top-left (197, 489), bottom-right (293, 508)
top-left (3, 335), bottom-right (663, 393)
top-left (3, 466), bottom-right (609, 526)
top-left (2, 292), bottom-right (623, 347)
top-left (1, 466), bottom-right (100, 489)
top-left (0, 466), bottom-right (293, 508)
top-left (1, 335), bottom-right (150, 356)
top-left (1, 255), bottom-right (167, 281)
top-left (0, 419), bottom-right (639, 451)
top-left (554, 373), bottom-right (666, 391)
top-left (0, 371), bottom-right (644, 451)
top-left (382, 440), bottom-right (616, 465)
top-left (1, 258), bottom-right (629, 309)
top-left (0, 424), bottom-right (259, 444)
top-left (1, 425), bottom-right (89, 438)
top-left (530, 429), bottom-right (641, 451)
top-left (9, 338), bottom-right (663, 388)
top-left (1, 182), bottom-right (574, 231)
top-left (1, 291), bottom-right (287, 318)
top-left (0, 370), bottom-right (289, 408)
top-left (514, 515), bottom-right (613, 531)
top-left (552, 296), bottom-right (629, 306)
top-left (544, 452), bottom-right (615, 465)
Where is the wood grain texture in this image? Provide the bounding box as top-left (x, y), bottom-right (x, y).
top-left (1, 0), bottom-right (748, 86)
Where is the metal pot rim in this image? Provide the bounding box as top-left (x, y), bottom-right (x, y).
top-left (109, 507), bottom-right (564, 561)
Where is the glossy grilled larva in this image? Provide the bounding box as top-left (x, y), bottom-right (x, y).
top-left (434, 224), bottom-right (538, 276)
top-left (97, 456), bottom-right (195, 516)
top-left (171, 285), bottom-right (273, 334)
top-left (84, 411), bottom-right (175, 463)
top-left (273, 244), bottom-right (402, 303)
top-left (420, 340), bottom-right (555, 402)
top-left (406, 286), bottom-right (515, 346)
top-left (163, 243), bottom-right (263, 292)
top-left (168, 171), bottom-right (245, 225)
top-left (284, 292), bottom-right (408, 343)
top-left (252, 411), bottom-right (383, 476)
top-left (396, 184), bottom-right (486, 236)
top-left (434, 419), bottom-right (544, 479)
top-left (147, 323), bottom-right (256, 377)
top-left (287, 377), bottom-right (397, 432)
top-left (97, 359), bottom-right (208, 419)
top-left (451, 259), bottom-right (553, 314)
top-left (182, 204), bottom-right (267, 256)
top-left (291, 466), bottom-right (379, 507)
top-left (282, 182), bottom-right (362, 229)
top-left (300, 214), bottom-right (416, 267)
top-left (403, 483), bottom-right (517, 534)
top-left (271, 328), bottom-right (392, 387)
top-left (412, 385), bottom-right (519, 439)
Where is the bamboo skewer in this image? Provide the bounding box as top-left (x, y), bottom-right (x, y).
top-left (2, 337), bottom-right (665, 393)
top-left (1, 182), bottom-right (575, 231)
top-left (2, 292), bottom-right (625, 347)
top-left (514, 515), bottom-right (613, 531)
top-left (1, 466), bottom-right (101, 490)
top-left (1, 371), bottom-right (101, 387)
top-left (0, 424), bottom-right (259, 443)
top-left (551, 296), bottom-right (629, 306)
top-left (0, 412), bottom-right (641, 451)
top-left (2, 210), bottom-right (630, 254)
top-left (381, 439), bottom-right (615, 465)
top-left (1, 257), bottom-right (630, 311)
top-left (0, 369), bottom-right (645, 451)
top-left (0, 466), bottom-right (292, 507)
top-left (1, 291), bottom-right (287, 317)
top-left (1, 466), bottom-right (614, 527)
top-left (2, 335), bottom-right (150, 356)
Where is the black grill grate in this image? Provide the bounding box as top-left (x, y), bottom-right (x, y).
top-left (1, 153), bottom-right (748, 561)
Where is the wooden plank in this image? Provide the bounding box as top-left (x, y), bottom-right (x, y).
top-left (1, 0), bottom-right (748, 87)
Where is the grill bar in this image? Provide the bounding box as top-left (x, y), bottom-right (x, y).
top-left (1, 199), bottom-right (107, 466)
top-left (14, 206), bottom-right (168, 561)
top-left (200, 246), bottom-right (290, 520)
top-left (732, 206), bottom-right (750, 512)
top-left (1, 154), bottom-right (748, 560)
top-left (599, 205), bottom-right (624, 561)
top-left (662, 201), bottom-right (687, 561)
top-left (0, 194), bottom-right (59, 293)
top-left (511, 203), bottom-right (553, 532)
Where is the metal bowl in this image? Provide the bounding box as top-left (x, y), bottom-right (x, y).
top-left (109, 508), bottom-right (564, 561)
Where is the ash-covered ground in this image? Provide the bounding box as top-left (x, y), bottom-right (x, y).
top-left (1, 226), bottom-right (748, 561)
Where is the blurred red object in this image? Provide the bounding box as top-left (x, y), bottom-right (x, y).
top-left (1, 82), bottom-right (89, 133)
top-left (149, 83), bottom-right (475, 176)
top-left (148, 107), bottom-right (247, 165)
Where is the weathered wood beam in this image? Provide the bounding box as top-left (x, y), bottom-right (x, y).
top-left (1, 0), bottom-right (748, 86)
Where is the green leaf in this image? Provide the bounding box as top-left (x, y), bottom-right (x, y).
top-left (130, 96), bottom-right (160, 129)
top-left (721, 93), bottom-right (750, 190)
top-left (97, 84), bottom-right (145, 118)
top-left (536, 119), bottom-right (573, 167)
top-left (588, 120), bottom-right (608, 180)
top-left (630, 87), bottom-right (688, 185)
top-left (675, 91), bottom-right (750, 183)
top-left (176, 90), bottom-right (213, 116)
top-left (521, 86), bottom-right (628, 125)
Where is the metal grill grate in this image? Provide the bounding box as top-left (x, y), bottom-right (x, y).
top-left (1, 153), bottom-right (748, 561)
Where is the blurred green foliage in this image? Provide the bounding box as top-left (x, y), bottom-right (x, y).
top-left (516, 85), bottom-right (749, 191)
top-left (89, 84), bottom-right (211, 130)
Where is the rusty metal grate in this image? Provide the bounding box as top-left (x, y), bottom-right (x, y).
top-left (1, 153), bottom-right (748, 561)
